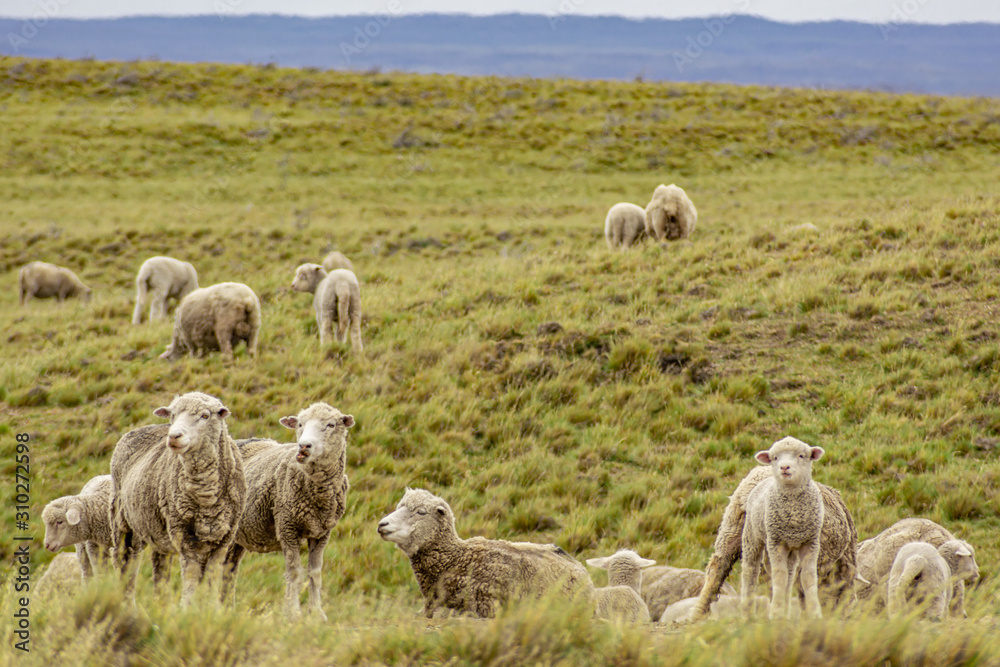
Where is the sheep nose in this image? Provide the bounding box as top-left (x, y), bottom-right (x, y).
top-left (377, 520), bottom-right (388, 532)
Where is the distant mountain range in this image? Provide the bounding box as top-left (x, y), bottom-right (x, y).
top-left (2, 13), bottom-right (999, 97)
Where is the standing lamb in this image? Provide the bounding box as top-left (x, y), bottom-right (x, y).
top-left (160, 282), bottom-right (261, 362)
top-left (18, 261), bottom-right (92, 305)
top-left (377, 488), bottom-right (594, 618)
top-left (886, 541), bottom-right (953, 620)
top-left (641, 566), bottom-right (736, 622)
top-left (42, 474), bottom-right (113, 579)
top-left (586, 549), bottom-right (656, 622)
top-left (110, 393), bottom-right (246, 606)
top-left (290, 264), bottom-right (363, 353)
top-left (604, 203), bottom-right (647, 250)
top-left (132, 256), bottom-right (199, 325)
top-left (223, 403), bottom-right (353, 620)
top-left (322, 251), bottom-right (354, 273)
top-left (644, 184), bottom-right (697, 241)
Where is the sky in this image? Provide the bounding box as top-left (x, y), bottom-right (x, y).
top-left (4, 0), bottom-right (1000, 23)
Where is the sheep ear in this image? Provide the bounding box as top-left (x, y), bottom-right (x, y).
top-left (280, 416), bottom-right (299, 430)
top-left (66, 505), bottom-right (82, 526)
top-left (638, 558), bottom-right (657, 568)
top-left (435, 505), bottom-right (447, 516)
top-left (153, 407), bottom-right (171, 419)
top-left (586, 557), bottom-right (609, 569)
top-left (754, 451), bottom-right (772, 464)
top-left (342, 414), bottom-right (355, 428)
top-left (810, 447), bottom-right (825, 461)
top-left (216, 407), bottom-right (231, 419)
top-left (956, 546), bottom-right (972, 557)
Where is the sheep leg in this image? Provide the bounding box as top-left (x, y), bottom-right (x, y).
top-left (318, 311), bottom-right (333, 346)
top-left (740, 540), bottom-right (764, 618)
top-left (950, 581), bottom-right (966, 618)
top-left (149, 289), bottom-right (169, 322)
top-left (132, 283), bottom-right (149, 324)
top-left (282, 540), bottom-right (303, 617)
top-left (306, 535), bottom-right (329, 621)
top-left (693, 531), bottom-right (742, 620)
top-left (766, 541), bottom-right (791, 620)
top-left (349, 300), bottom-right (363, 353)
top-left (215, 323), bottom-right (235, 361)
top-left (799, 543), bottom-right (822, 619)
top-left (179, 555), bottom-right (203, 607)
top-left (336, 294), bottom-right (349, 345)
top-left (151, 550), bottom-right (171, 587)
top-left (245, 320), bottom-right (259, 359)
top-left (76, 543), bottom-right (93, 579)
top-left (221, 543), bottom-right (246, 605)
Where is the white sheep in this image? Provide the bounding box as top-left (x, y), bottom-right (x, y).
top-left (644, 183), bottom-right (697, 241)
top-left (642, 566), bottom-right (736, 622)
top-left (604, 202), bottom-right (647, 250)
top-left (586, 549), bottom-right (656, 622)
top-left (290, 264), bottom-right (363, 352)
top-left (159, 282), bottom-right (261, 362)
top-left (887, 541), bottom-right (953, 620)
top-left (110, 393), bottom-right (246, 606)
top-left (132, 256), bottom-right (199, 325)
top-left (659, 594), bottom-right (769, 624)
top-left (741, 436), bottom-right (826, 620)
top-left (223, 403), bottom-right (354, 620)
top-left (322, 251), bottom-right (354, 273)
top-left (35, 552), bottom-right (84, 597)
top-left (18, 261), bottom-right (92, 305)
top-left (41, 474), bottom-right (112, 579)
top-left (377, 488), bottom-right (593, 618)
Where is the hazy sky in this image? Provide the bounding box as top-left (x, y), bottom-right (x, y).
top-left (4, 0), bottom-right (1000, 23)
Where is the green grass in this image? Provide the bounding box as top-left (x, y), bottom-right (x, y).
top-left (2, 55), bottom-right (1000, 665)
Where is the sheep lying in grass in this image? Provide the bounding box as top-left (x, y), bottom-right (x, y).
top-left (586, 549), bottom-right (656, 622)
top-left (224, 403), bottom-right (354, 620)
top-left (290, 264), bottom-right (363, 353)
top-left (604, 203), bottom-right (647, 250)
top-left (322, 251), bottom-right (354, 273)
top-left (378, 488), bottom-right (593, 618)
top-left (132, 256), bottom-right (199, 325)
top-left (160, 282), bottom-right (261, 362)
top-left (36, 552), bottom-right (84, 597)
top-left (641, 566), bottom-right (736, 622)
top-left (18, 261), bottom-right (92, 305)
top-left (42, 474), bottom-right (113, 579)
top-left (659, 594), bottom-right (769, 624)
top-left (111, 393), bottom-right (246, 606)
top-left (887, 541), bottom-right (953, 620)
top-left (644, 184), bottom-right (697, 241)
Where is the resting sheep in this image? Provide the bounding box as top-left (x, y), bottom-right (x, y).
top-left (42, 474), bottom-right (113, 579)
top-left (160, 282), bottom-right (261, 362)
top-left (132, 256), bottom-right (199, 325)
top-left (224, 403), bottom-right (354, 620)
top-left (644, 183), bottom-right (697, 241)
top-left (290, 264), bottom-right (363, 353)
top-left (18, 261), bottom-right (91, 305)
top-left (110, 392), bottom-right (246, 606)
top-left (642, 566), bottom-right (736, 622)
top-left (887, 541), bottom-right (953, 620)
top-left (35, 552), bottom-right (84, 597)
top-left (586, 549), bottom-right (656, 622)
top-left (377, 488), bottom-right (593, 618)
top-left (604, 203), bottom-right (647, 250)
top-left (322, 251), bottom-right (354, 273)
top-left (659, 594), bottom-right (769, 624)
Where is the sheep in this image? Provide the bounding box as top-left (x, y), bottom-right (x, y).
top-left (132, 256), bottom-right (199, 325)
top-left (691, 456), bottom-right (858, 621)
top-left (856, 518), bottom-right (979, 617)
top-left (42, 474), bottom-right (113, 579)
top-left (644, 183), bottom-right (697, 241)
top-left (642, 566), bottom-right (737, 622)
top-left (35, 552), bottom-right (84, 597)
top-left (290, 264), bottom-right (363, 353)
top-left (377, 488), bottom-right (593, 618)
top-left (223, 403), bottom-right (354, 620)
top-left (18, 261), bottom-right (91, 305)
top-left (741, 437), bottom-right (827, 620)
top-left (604, 202), bottom-right (647, 250)
top-left (886, 541), bottom-right (953, 620)
top-left (322, 251), bottom-right (354, 273)
top-left (110, 392), bottom-right (246, 607)
top-left (159, 282), bottom-right (261, 362)
top-left (586, 549), bottom-right (656, 622)
top-left (659, 594), bottom-right (769, 624)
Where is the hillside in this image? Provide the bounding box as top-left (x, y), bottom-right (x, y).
top-left (2, 56), bottom-right (1000, 664)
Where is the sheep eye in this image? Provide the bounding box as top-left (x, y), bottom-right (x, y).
top-left (416, 509), bottom-right (427, 516)
top-left (200, 413), bottom-right (210, 420)
top-left (56, 520), bottom-right (63, 525)
top-left (326, 423), bottom-right (336, 430)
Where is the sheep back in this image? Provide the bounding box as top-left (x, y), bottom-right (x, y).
top-left (19, 261), bottom-right (91, 304)
top-left (133, 256), bottom-right (199, 324)
top-left (644, 184), bottom-right (697, 241)
top-left (604, 202), bottom-right (646, 249)
top-left (161, 282), bottom-right (261, 360)
top-left (642, 566), bottom-right (736, 621)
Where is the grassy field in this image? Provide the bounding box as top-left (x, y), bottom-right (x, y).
top-left (2, 55), bottom-right (1000, 665)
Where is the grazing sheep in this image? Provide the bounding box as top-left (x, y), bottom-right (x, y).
top-left (42, 474), bottom-right (113, 579)
top-left (887, 541), bottom-right (952, 620)
top-left (659, 594), bottom-right (769, 624)
top-left (741, 437), bottom-right (827, 620)
top-left (378, 488), bottom-right (593, 618)
top-left (18, 261), bottom-right (91, 305)
top-left (604, 202), bottom-right (647, 250)
top-left (586, 549), bottom-right (656, 622)
top-left (322, 251), bottom-right (354, 273)
top-left (110, 393), bottom-right (246, 606)
top-left (290, 264), bottom-right (363, 353)
top-left (132, 256), bottom-right (199, 325)
top-left (644, 184), bottom-right (697, 241)
top-left (35, 552), bottom-right (84, 597)
top-left (642, 566), bottom-right (736, 622)
top-left (691, 459), bottom-right (858, 621)
top-left (857, 519), bottom-right (978, 617)
top-left (223, 403), bottom-right (354, 620)
top-left (160, 282), bottom-right (261, 362)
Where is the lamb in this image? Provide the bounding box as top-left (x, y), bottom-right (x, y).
top-left (741, 437), bottom-right (827, 620)
top-left (659, 594), bottom-right (769, 624)
top-left (856, 518), bottom-right (979, 617)
top-left (691, 455), bottom-right (858, 621)
top-left (642, 566), bottom-right (737, 622)
top-left (290, 264), bottom-right (363, 353)
top-left (604, 202), bottom-right (647, 250)
top-left (886, 541), bottom-right (953, 620)
top-left (223, 403), bottom-right (354, 620)
top-left (377, 488), bottom-right (593, 618)
top-left (644, 183), bottom-right (698, 241)
top-left (322, 251), bottom-right (354, 273)
top-left (18, 261), bottom-right (92, 305)
top-left (42, 474), bottom-right (113, 579)
top-left (586, 549), bottom-right (656, 622)
top-left (110, 392), bottom-right (246, 606)
top-left (132, 256), bottom-right (199, 325)
top-left (35, 552), bottom-right (84, 597)
top-left (159, 282), bottom-right (261, 362)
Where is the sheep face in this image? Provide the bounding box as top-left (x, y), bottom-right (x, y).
top-left (940, 540), bottom-right (980, 583)
top-left (41, 499), bottom-right (84, 552)
top-left (586, 549), bottom-right (656, 590)
top-left (291, 264), bottom-right (326, 294)
top-left (279, 403), bottom-right (355, 464)
top-left (754, 436), bottom-right (823, 486)
top-left (154, 392), bottom-right (231, 455)
top-left (378, 488), bottom-right (455, 557)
